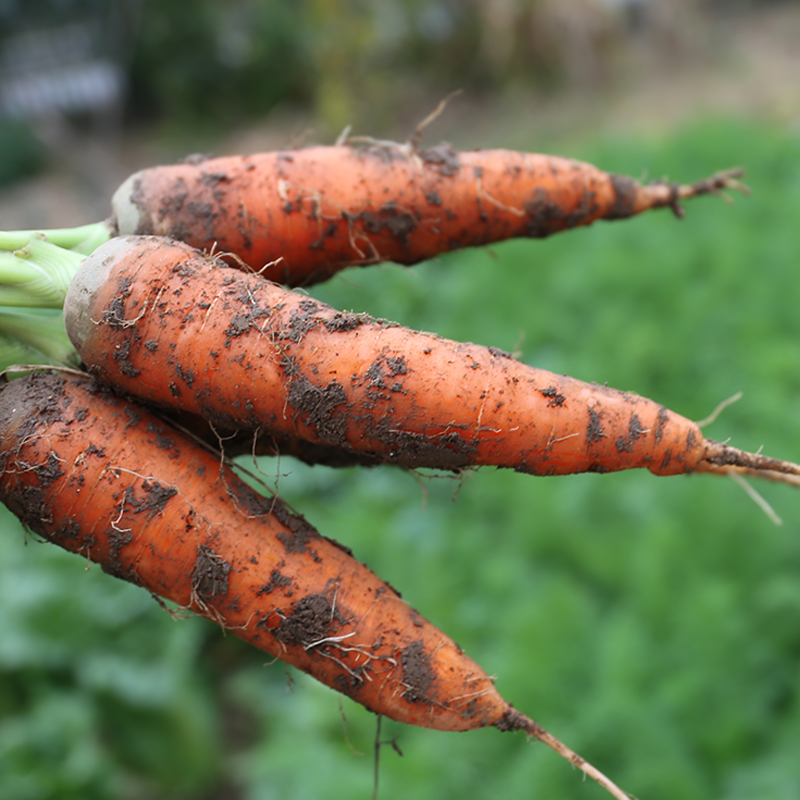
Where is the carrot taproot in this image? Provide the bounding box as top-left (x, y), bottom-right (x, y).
top-left (64, 235), bottom-right (800, 485)
top-left (110, 142), bottom-right (746, 286)
top-left (0, 369), bottom-right (633, 800)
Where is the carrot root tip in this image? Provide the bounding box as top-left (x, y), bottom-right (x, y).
top-left (495, 708), bottom-right (633, 800)
top-left (698, 440), bottom-right (800, 488)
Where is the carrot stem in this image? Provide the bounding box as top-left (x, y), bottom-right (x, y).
top-left (0, 236), bottom-right (86, 307)
top-left (0, 221), bottom-right (112, 254)
top-left (0, 309), bottom-right (79, 367)
top-left (497, 709), bottom-right (632, 800)
top-left (0, 336), bottom-right (45, 373)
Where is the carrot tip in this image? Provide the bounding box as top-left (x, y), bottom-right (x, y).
top-left (496, 708), bottom-right (634, 800)
top-left (699, 440), bottom-right (800, 487)
top-left (677, 167), bottom-right (750, 201)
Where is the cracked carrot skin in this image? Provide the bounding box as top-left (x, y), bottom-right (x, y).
top-left (0, 370), bottom-right (512, 731)
top-left (112, 143), bottom-right (699, 286)
top-left (65, 236), bottom-right (706, 477)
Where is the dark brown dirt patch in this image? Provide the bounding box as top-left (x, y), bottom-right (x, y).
top-left (102, 277), bottom-right (133, 329)
top-left (282, 298), bottom-right (323, 343)
top-left (0, 373), bottom-right (66, 452)
top-left (615, 412), bottom-right (646, 453)
top-left (123, 480), bottom-right (178, 517)
top-left (85, 443), bottom-right (106, 458)
top-left (50, 518), bottom-right (81, 546)
top-left (587, 407), bottom-right (605, 444)
top-left (607, 174), bottom-right (639, 219)
top-left (400, 640), bottom-right (434, 704)
top-left (146, 422), bottom-right (178, 455)
top-left (368, 417), bottom-right (476, 470)
top-left (102, 528), bottom-right (135, 581)
top-left (275, 511), bottom-right (320, 558)
top-left (192, 545), bottom-right (231, 602)
top-left (419, 142), bottom-right (460, 176)
top-left (654, 406), bottom-right (669, 444)
top-left (158, 176), bottom-right (188, 219)
top-left (360, 205), bottom-right (417, 245)
top-left (322, 311), bottom-right (371, 333)
top-left (524, 187), bottom-right (562, 235)
top-left (286, 376), bottom-right (348, 445)
top-left (540, 386), bottom-right (566, 407)
top-left (366, 354), bottom-right (408, 394)
top-left (273, 593), bottom-right (337, 647)
top-left (487, 346), bottom-right (514, 360)
top-left (174, 364), bottom-right (195, 386)
top-left (6, 485), bottom-right (52, 536)
top-left (224, 311), bottom-right (254, 346)
top-left (113, 339), bottom-right (141, 378)
top-left (257, 569), bottom-right (292, 596)
top-left (123, 405), bottom-right (142, 429)
top-left (34, 452), bottom-right (65, 487)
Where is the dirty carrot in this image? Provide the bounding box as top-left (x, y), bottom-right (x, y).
top-left (9, 141), bottom-right (743, 288)
top-left (0, 370), bottom-right (631, 800)
top-left (107, 142), bottom-right (745, 285)
top-left (64, 235), bottom-right (800, 485)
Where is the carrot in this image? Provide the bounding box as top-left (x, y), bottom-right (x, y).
top-left (166, 406), bottom-right (385, 468)
top-left (64, 235), bottom-right (800, 485)
top-left (0, 369), bottom-right (633, 800)
top-left (109, 142), bottom-right (746, 285)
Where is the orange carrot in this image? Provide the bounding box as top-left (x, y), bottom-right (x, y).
top-left (0, 370), bottom-right (632, 800)
top-left (111, 143), bottom-right (745, 285)
top-left (64, 236), bottom-right (800, 484)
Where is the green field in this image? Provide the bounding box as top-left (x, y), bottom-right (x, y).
top-left (2, 118), bottom-right (800, 800)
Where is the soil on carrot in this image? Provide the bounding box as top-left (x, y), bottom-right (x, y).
top-left (33, 452), bottom-right (65, 487)
top-left (104, 527), bottom-right (135, 580)
top-left (191, 545), bottom-right (232, 602)
top-left (400, 640), bottom-right (435, 704)
top-left (224, 488), bottom-right (324, 561)
top-left (145, 422), bottom-right (180, 455)
top-left (367, 418), bottom-right (476, 470)
top-left (418, 143), bottom-right (461, 176)
top-left (257, 568), bottom-right (293, 597)
top-left (286, 377), bottom-right (349, 445)
top-left (0, 372), bottom-right (67, 451)
top-left (125, 480), bottom-right (179, 515)
top-left (359, 205), bottom-right (417, 245)
top-left (0, 375), bottom-right (71, 535)
top-left (272, 592), bottom-right (343, 647)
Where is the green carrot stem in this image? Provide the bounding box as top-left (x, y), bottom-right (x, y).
top-left (0, 235), bottom-right (87, 308)
top-left (0, 309), bottom-right (79, 366)
top-left (0, 253), bottom-right (47, 284)
top-left (0, 337), bottom-right (44, 372)
top-left (0, 221), bottom-right (112, 254)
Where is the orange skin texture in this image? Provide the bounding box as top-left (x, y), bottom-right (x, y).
top-left (112, 145), bottom-right (674, 286)
top-left (66, 237), bottom-right (706, 477)
top-left (0, 372), bottom-right (509, 731)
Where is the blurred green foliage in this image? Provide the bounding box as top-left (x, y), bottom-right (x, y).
top-left (0, 120), bottom-right (44, 187)
top-left (126, 0), bottom-right (311, 128)
top-left (5, 0), bottom-right (783, 140)
top-left (1, 118), bottom-right (800, 800)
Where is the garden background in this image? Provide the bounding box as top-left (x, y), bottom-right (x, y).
top-left (1, 2), bottom-right (800, 799)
